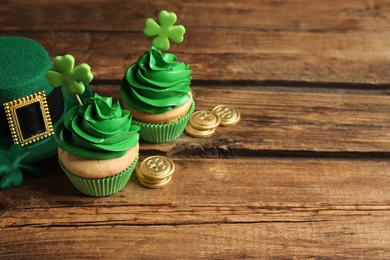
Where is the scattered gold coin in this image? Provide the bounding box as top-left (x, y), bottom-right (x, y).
top-left (185, 123), bottom-right (216, 138)
top-left (189, 110), bottom-right (220, 130)
top-left (212, 105), bottom-right (240, 126)
top-left (185, 105), bottom-right (240, 138)
top-left (138, 176), bottom-right (172, 189)
top-left (135, 156), bottom-right (175, 189)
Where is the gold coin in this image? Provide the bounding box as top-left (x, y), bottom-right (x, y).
top-left (135, 171), bottom-right (161, 184)
top-left (135, 156), bottom-right (175, 189)
top-left (185, 123), bottom-right (216, 138)
top-left (138, 176), bottom-right (172, 189)
top-left (212, 105), bottom-right (240, 126)
top-left (140, 156), bottom-right (174, 179)
top-left (189, 110), bottom-right (220, 130)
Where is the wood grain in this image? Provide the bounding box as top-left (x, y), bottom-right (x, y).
top-left (3, 220), bottom-right (390, 259)
top-left (2, 0), bottom-right (390, 83)
top-left (2, 30), bottom-right (390, 84)
top-left (1, 159), bottom-right (390, 258)
top-left (3, 0), bottom-right (390, 32)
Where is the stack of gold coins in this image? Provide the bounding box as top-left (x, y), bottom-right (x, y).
top-left (135, 156), bottom-right (175, 189)
top-left (212, 105), bottom-right (240, 127)
top-left (185, 105), bottom-right (240, 138)
top-left (185, 110), bottom-right (221, 138)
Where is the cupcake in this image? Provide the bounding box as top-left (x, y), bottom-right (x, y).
top-left (55, 93), bottom-right (140, 196)
top-left (120, 10), bottom-right (194, 143)
top-left (45, 54), bottom-right (140, 196)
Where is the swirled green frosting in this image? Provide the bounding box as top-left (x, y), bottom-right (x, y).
top-left (55, 94), bottom-right (140, 159)
top-left (120, 46), bottom-right (192, 114)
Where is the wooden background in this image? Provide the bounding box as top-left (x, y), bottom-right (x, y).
top-left (1, 0), bottom-right (390, 258)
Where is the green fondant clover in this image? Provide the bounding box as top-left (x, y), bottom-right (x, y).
top-left (143, 10), bottom-right (186, 51)
top-left (0, 144), bottom-right (41, 190)
top-left (46, 54), bottom-right (93, 96)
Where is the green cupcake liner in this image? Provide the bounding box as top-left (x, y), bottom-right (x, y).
top-left (59, 154), bottom-right (139, 197)
top-left (133, 101), bottom-right (195, 143)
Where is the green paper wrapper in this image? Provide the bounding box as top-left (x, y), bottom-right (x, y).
top-left (133, 101), bottom-right (195, 143)
top-left (59, 154), bottom-right (139, 196)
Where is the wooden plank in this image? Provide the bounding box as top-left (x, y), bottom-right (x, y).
top-left (2, 1), bottom-right (390, 83)
top-left (2, 0), bottom-right (390, 32)
top-left (90, 85), bottom-right (390, 156)
top-left (1, 158), bottom-right (390, 258)
top-left (1, 30), bottom-right (389, 84)
top-left (2, 158), bottom-right (390, 223)
top-left (2, 220), bottom-right (390, 259)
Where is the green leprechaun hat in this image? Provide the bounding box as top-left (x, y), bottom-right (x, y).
top-left (0, 36), bottom-right (93, 189)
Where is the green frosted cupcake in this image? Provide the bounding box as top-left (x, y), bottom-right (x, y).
top-left (120, 11), bottom-right (194, 143)
top-left (55, 94), bottom-right (140, 196)
top-left (120, 47), bottom-right (194, 143)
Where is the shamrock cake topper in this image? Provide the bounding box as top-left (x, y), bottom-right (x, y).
top-left (143, 10), bottom-right (186, 51)
top-left (46, 54), bottom-right (93, 105)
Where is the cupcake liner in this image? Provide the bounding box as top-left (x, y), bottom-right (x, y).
top-left (133, 101), bottom-right (195, 143)
top-left (59, 154), bottom-right (139, 197)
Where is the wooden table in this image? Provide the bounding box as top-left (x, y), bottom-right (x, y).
top-left (1, 1), bottom-right (390, 258)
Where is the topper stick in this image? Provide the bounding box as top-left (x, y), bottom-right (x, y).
top-left (76, 94), bottom-right (83, 105)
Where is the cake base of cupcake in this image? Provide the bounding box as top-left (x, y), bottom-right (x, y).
top-left (132, 101), bottom-right (195, 143)
top-left (59, 154), bottom-right (139, 197)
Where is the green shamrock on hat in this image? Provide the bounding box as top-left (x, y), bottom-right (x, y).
top-left (143, 10), bottom-right (186, 51)
top-left (46, 54), bottom-right (93, 98)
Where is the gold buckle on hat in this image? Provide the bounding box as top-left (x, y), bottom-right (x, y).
top-left (3, 90), bottom-right (54, 146)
